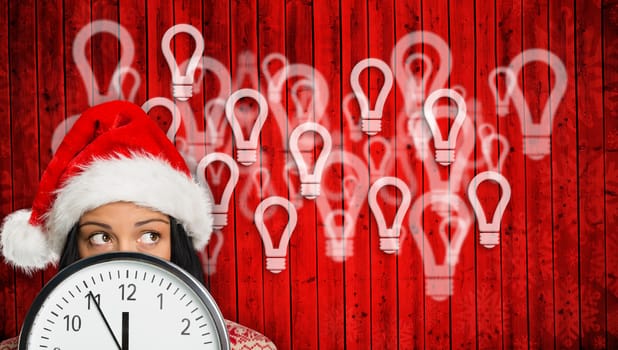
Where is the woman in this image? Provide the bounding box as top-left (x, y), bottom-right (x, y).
top-left (0, 101), bottom-right (275, 349)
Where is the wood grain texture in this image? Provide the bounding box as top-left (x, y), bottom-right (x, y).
top-left (0, 1), bottom-right (613, 348)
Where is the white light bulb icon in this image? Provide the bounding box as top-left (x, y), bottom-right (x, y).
top-left (409, 192), bottom-right (473, 301)
top-left (488, 66), bottom-right (517, 117)
top-left (467, 171), bottom-right (512, 248)
top-left (110, 66), bottom-right (141, 103)
top-left (324, 209), bottom-right (355, 262)
top-left (350, 58), bottom-right (394, 136)
top-left (262, 52), bottom-right (289, 103)
top-left (161, 24), bottom-right (205, 101)
top-left (72, 20), bottom-right (135, 105)
top-left (478, 123), bottom-right (510, 171)
top-left (509, 48), bottom-right (567, 160)
top-left (342, 92), bottom-right (363, 142)
top-left (141, 97), bottom-right (182, 142)
top-left (225, 88), bottom-right (269, 166)
top-left (423, 88), bottom-right (467, 166)
top-left (289, 122), bottom-right (333, 199)
top-left (403, 53), bottom-right (433, 114)
top-left (406, 110), bottom-right (432, 161)
top-left (200, 231), bottom-right (224, 276)
top-left (196, 152), bottom-right (240, 230)
top-left (368, 176), bottom-right (412, 254)
top-left (254, 196), bottom-right (298, 274)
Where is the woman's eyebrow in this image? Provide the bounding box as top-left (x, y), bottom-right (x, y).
top-left (135, 218), bottom-right (169, 227)
top-left (78, 222), bottom-right (112, 229)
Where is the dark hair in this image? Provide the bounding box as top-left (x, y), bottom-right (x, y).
top-left (58, 216), bottom-right (206, 285)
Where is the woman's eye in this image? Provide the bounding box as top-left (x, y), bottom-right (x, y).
top-left (139, 232), bottom-right (160, 244)
top-left (89, 232), bottom-right (112, 246)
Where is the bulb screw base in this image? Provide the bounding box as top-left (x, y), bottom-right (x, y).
top-left (266, 257), bottom-right (286, 274)
top-left (361, 118), bottom-right (382, 136)
top-left (300, 183), bottom-right (320, 200)
top-left (435, 149), bottom-right (455, 166)
top-left (326, 239), bottom-right (353, 262)
top-left (425, 277), bottom-right (453, 301)
top-left (212, 213), bottom-right (228, 230)
top-left (480, 232), bottom-right (500, 249)
top-left (172, 84), bottom-right (193, 101)
top-left (237, 149), bottom-right (257, 166)
top-left (379, 237), bottom-right (400, 254)
top-left (524, 136), bottom-right (550, 160)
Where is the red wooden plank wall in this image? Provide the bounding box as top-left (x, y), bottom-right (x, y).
top-left (0, 1), bottom-right (616, 349)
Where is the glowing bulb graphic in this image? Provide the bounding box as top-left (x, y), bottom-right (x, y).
top-left (289, 122), bottom-right (333, 199)
top-left (368, 176), bottom-right (412, 254)
top-left (161, 24), bottom-right (205, 101)
top-left (262, 52), bottom-right (289, 103)
top-left (110, 67), bottom-right (141, 103)
top-left (225, 88), bottom-right (269, 166)
top-left (254, 196), bottom-right (298, 274)
top-left (478, 123), bottom-right (510, 171)
top-left (196, 152), bottom-right (240, 230)
top-left (342, 92), bottom-right (363, 142)
top-left (406, 110), bottom-right (432, 160)
top-left (73, 20), bottom-right (135, 105)
top-left (350, 58), bottom-right (394, 136)
top-left (467, 171), bottom-right (512, 248)
top-left (409, 192), bottom-right (473, 301)
top-left (324, 209), bottom-right (355, 262)
top-left (488, 66), bottom-right (516, 117)
top-left (423, 88), bottom-right (467, 166)
top-left (141, 97), bottom-right (182, 142)
top-left (509, 49), bottom-right (567, 160)
top-left (403, 53), bottom-right (433, 114)
top-left (200, 231), bottom-right (224, 276)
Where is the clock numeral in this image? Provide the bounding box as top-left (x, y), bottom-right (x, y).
top-left (180, 318), bottom-right (191, 335)
top-left (85, 293), bottom-right (100, 310)
top-left (118, 283), bottom-right (137, 301)
top-left (63, 315), bottom-right (82, 332)
top-left (157, 293), bottom-right (163, 310)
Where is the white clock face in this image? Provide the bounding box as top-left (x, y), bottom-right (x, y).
top-left (19, 253), bottom-right (229, 350)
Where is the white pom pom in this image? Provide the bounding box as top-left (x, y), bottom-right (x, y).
top-left (0, 209), bottom-right (57, 273)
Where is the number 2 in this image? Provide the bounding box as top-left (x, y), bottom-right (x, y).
top-left (180, 318), bottom-right (190, 335)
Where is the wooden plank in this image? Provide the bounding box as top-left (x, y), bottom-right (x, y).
top-left (313, 1), bottom-right (345, 348)
top-left (36, 0), bottom-right (64, 286)
top-left (261, 0), bottom-right (293, 348)
top-left (495, 0), bottom-right (529, 348)
top-left (549, 1), bottom-right (580, 348)
top-left (91, 0), bottom-right (119, 106)
top-left (0, 0), bottom-right (16, 341)
top-left (447, 0), bottom-right (480, 348)
top-left (341, 0), bottom-right (371, 348)
top-left (8, 0), bottom-right (43, 332)
top-left (521, 0), bottom-right (555, 348)
top-left (421, 1), bottom-right (452, 348)
top-left (201, 0), bottom-right (237, 323)
top-left (146, 0), bottom-right (173, 101)
top-left (473, 1), bottom-right (502, 349)
top-left (229, 0), bottom-right (265, 335)
top-left (393, 1), bottom-right (425, 349)
top-left (575, 0), bottom-right (607, 348)
top-left (119, 0), bottom-right (147, 104)
top-left (366, 1), bottom-right (397, 349)
top-left (603, 1), bottom-right (618, 348)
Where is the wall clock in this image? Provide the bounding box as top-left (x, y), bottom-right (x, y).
top-left (18, 252), bottom-right (230, 349)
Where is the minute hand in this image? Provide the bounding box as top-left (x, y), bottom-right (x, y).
top-left (88, 291), bottom-right (122, 350)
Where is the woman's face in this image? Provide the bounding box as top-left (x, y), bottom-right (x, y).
top-left (77, 202), bottom-right (172, 260)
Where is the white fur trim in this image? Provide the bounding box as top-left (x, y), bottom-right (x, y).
top-left (46, 154), bottom-right (213, 258)
top-left (1, 209), bottom-right (58, 272)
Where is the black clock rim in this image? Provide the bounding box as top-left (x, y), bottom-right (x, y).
top-left (18, 251), bottom-right (230, 350)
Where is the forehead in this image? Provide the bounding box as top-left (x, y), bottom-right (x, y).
top-left (80, 202), bottom-right (168, 221)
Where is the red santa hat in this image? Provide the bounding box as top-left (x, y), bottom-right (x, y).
top-left (0, 101), bottom-right (213, 272)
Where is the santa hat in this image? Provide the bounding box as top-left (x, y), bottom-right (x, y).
top-left (0, 101), bottom-right (213, 272)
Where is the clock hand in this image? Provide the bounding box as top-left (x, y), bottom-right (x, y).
top-left (122, 312), bottom-right (129, 350)
top-left (87, 291), bottom-right (122, 350)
